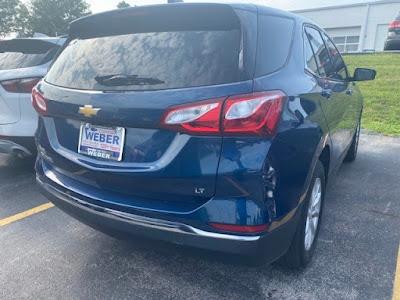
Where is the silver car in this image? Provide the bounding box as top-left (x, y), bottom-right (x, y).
top-left (0, 37), bottom-right (65, 158)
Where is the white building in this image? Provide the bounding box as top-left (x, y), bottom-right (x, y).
top-left (292, 0), bottom-right (400, 52)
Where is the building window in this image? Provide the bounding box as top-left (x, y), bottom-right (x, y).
top-left (332, 36), bottom-right (360, 53)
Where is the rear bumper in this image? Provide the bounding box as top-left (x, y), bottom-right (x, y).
top-left (0, 137), bottom-right (35, 156)
top-left (385, 37), bottom-right (400, 50)
top-left (37, 176), bottom-right (299, 260)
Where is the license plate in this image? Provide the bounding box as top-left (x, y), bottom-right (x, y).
top-left (78, 123), bottom-right (125, 161)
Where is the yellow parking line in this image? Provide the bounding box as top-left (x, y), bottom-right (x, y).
top-left (394, 245), bottom-right (400, 300)
top-left (0, 203), bottom-right (54, 227)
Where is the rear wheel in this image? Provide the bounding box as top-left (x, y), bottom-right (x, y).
top-left (280, 160), bottom-right (325, 269)
top-left (344, 120), bottom-right (360, 162)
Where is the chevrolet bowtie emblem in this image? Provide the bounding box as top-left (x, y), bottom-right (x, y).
top-left (78, 105), bottom-right (100, 117)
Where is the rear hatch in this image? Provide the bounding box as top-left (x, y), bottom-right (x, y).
top-left (39, 4), bottom-right (257, 205)
top-left (0, 39), bottom-right (61, 124)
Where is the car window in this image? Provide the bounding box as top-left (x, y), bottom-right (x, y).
top-left (0, 40), bottom-right (58, 71)
top-left (255, 15), bottom-right (294, 77)
top-left (304, 32), bottom-right (319, 75)
top-left (47, 6), bottom-right (260, 92)
top-left (46, 30), bottom-right (243, 91)
top-left (322, 34), bottom-right (348, 80)
top-left (305, 27), bottom-right (333, 78)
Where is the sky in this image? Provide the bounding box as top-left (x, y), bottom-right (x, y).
top-left (87, 0), bottom-right (379, 13)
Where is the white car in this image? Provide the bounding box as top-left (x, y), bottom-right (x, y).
top-left (0, 37), bottom-right (65, 158)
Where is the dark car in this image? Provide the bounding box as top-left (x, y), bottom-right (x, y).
top-left (384, 12), bottom-right (400, 50)
top-left (33, 3), bottom-right (376, 269)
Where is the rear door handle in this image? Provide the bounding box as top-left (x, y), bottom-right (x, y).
top-left (346, 89), bottom-right (353, 95)
top-left (321, 89), bottom-right (332, 98)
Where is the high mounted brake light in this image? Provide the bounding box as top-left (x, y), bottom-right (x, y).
top-left (159, 91), bottom-right (286, 137)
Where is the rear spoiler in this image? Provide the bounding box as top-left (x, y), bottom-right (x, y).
top-left (0, 39), bottom-right (61, 54)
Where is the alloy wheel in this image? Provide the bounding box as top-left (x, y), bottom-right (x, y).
top-left (304, 177), bottom-right (322, 251)
top-left (354, 122), bottom-right (360, 154)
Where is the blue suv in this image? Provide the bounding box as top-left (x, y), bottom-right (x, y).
top-left (33, 3), bottom-right (375, 269)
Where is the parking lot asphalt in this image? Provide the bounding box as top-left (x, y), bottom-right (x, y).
top-left (0, 133), bottom-right (399, 300)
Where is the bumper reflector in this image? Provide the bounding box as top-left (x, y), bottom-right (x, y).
top-left (208, 223), bottom-right (269, 233)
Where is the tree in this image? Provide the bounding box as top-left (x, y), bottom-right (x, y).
top-left (15, 3), bottom-right (33, 37)
top-left (29, 0), bottom-right (91, 36)
top-left (0, 0), bottom-right (21, 37)
top-left (117, 1), bottom-right (130, 9)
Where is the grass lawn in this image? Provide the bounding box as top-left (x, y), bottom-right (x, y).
top-left (344, 53), bottom-right (400, 136)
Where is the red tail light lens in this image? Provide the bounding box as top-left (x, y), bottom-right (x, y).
top-left (208, 222), bottom-right (269, 233)
top-left (159, 98), bottom-right (225, 135)
top-left (159, 91), bottom-right (286, 137)
top-left (31, 88), bottom-right (47, 114)
top-left (389, 21), bottom-right (400, 28)
top-left (19, 78), bottom-right (42, 93)
top-left (1, 79), bottom-right (20, 93)
top-left (223, 91), bottom-right (286, 136)
top-left (1, 77), bottom-right (42, 93)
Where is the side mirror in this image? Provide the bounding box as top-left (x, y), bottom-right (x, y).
top-left (352, 68), bottom-right (376, 81)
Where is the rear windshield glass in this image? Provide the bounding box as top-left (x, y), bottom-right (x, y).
top-left (46, 29), bottom-right (242, 91)
top-left (0, 40), bottom-right (58, 71)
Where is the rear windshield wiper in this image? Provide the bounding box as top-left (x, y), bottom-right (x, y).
top-left (94, 74), bottom-right (165, 86)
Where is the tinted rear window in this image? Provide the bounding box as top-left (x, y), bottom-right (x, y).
top-left (46, 30), bottom-right (241, 91)
top-left (0, 40), bottom-right (58, 71)
top-left (255, 15), bottom-right (294, 77)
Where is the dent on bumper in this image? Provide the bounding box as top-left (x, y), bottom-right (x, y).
top-left (36, 176), bottom-right (299, 258)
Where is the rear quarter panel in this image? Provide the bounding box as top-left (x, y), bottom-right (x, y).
top-left (249, 18), bottom-right (331, 223)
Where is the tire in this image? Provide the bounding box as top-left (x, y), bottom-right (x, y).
top-left (344, 120), bottom-right (360, 162)
top-left (279, 160), bottom-right (326, 269)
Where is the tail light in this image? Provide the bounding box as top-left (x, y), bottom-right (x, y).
top-left (1, 77), bottom-right (42, 93)
top-left (160, 98), bottom-right (224, 135)
top-left (223, 91), bottom-right (286, 136)
top-left (31, 88), bottom-right (48, 114)
top-left (1, 79), bottom-right (20, 93)
top-left (389, 21), bottom-right (400, 29)
top-left (208, 222), bottom-right (269, 233)
top-left (159, 90), bottom-right (286, 136)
